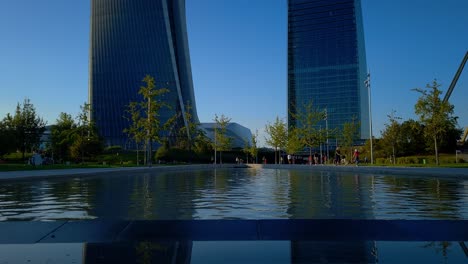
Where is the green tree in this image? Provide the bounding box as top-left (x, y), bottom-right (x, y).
top-left (70, 103), bottom-right (103, 162)
top-left (242, 138), bottom-right (251, 164)
top-left (341, 117), bottom-right (360, 162)
top-left (413, 80), bottom-right (458, 165)
top-left (438, 126), bottom-right (462, 153)
top-left (248, 130), bottom-right (259, 164)
top-left (380, 110), bottom-right (401, 164)
top-left (398, 119), bottom-right (426, 156)
top-left (213, 114), bottom-right (232, 164)
top-left (286, 127), bottom-right (303, 157)
top-left (193, 129), bottom-right (213, 156)
top-left (125, 75), bottom-right (170, 166)
top-left (0, 120), bottom-right (16, 157)
top-left (3, 98), bottom-right (47, 161)
top-left (291, 102), bottom-right (331, 163)
top-left (123, 102), bottom-right (145, 165)
top-left (265, 116), bottom-right (287, 164)
top-left (50, 112), bottom-right (77, 163)
top-left (170, 103), bottom-right (201, 162)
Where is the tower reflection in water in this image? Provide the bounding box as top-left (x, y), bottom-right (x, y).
top-left (286, 170), bottom-right (377, 263)
top-left (84, 170), bottom-right (379, 263)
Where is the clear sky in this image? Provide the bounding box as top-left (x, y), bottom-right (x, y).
top-left (0, 0), bottom-right (467, 147)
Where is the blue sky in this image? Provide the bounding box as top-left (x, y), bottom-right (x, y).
top-left (0, 0), bottom-right (467, 146)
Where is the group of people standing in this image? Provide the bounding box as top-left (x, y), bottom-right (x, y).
top-left (334, 147), bottom-right (360, 166)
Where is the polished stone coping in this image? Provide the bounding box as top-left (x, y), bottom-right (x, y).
top-left (0, 164), bottom-right (242, 181)
top-left (250, 164), bottom-right (468, 178)
top-left (0, 163), bottom-right (467, 182)
top-left (0, 220), bottom-right (467, 244)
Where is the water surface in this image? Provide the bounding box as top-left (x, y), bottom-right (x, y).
top-left (1, 168), bottom-right (467, 221)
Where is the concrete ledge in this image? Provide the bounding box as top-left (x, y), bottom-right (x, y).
top-left (1, 220), bottom-right (467, 244)
top-left (1, 163), bottom-right (467, 182)
top-left (0, 164), bottom-right (240, 182)
top-left (248, 164), bottom-right (468, 178)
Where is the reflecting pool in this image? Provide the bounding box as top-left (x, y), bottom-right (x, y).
top-left (1, 168), bottom-right (467, 221)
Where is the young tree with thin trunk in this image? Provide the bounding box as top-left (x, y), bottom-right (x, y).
top-left (140, 75), bottom-right (170, 166)
top-left (341, 117), bottom-right (360, 163)
top-left (50, 112), bottom-right (77, 163)
top-left (125, 75), bottom-right (170, 166)
top-left (265, 116), bottom-right (287, 164)
top-left (123, 102), bottom-right (145, 165)
top-left (173, 103), bottom-right (200, 161)
top-left (413, 79), bottom-right (458, 166)
top-left (213, 114), bottom-right (232, 164)
top-left (286, 127), bottom-right (303, 158)
top-left (290, 102), bottom-right (330, 164)
top-left (70, 103), bottom-right (103, 163)
top-left (381, 110), bottom-right (401, 165)
top-left (249, 130), bottom-right (259, 164)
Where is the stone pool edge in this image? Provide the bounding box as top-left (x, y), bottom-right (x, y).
top-left (0, 164), bottom-right (243, 182)
top-left (1, 164), bottom-right (467, 182)
top-left (250, 164), bottom-right (468, 178)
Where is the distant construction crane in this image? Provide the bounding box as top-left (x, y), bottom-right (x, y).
top-left (442, 51), bottom-right (468, 145)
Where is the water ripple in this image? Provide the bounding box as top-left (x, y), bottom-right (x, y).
top-left (1, 169), bottom-right (467, 221)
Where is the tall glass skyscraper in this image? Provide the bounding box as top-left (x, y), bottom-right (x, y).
top-left (89, 0), bottom-right (198, 147)
top-left (287, 0), bottom-right (369, 140)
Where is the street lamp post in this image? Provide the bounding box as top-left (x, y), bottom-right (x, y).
top-left (365, 72), bottom-right (374, 164)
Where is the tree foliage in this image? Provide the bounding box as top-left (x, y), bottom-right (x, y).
top-left (2, 98), bottom-right (46, 160)
top-left (173, 103), bottom-right (200, 151)
top-left (123, 102), bottom-right (145, 165)
top-left (265, 116), bottom-right (287, 164)
top-left (213, 114), bottom-right (232, 164)
top-left (397, 119), bottom-right (426, 156)
top-left (50, 112), bottom-right (77, 162)
top-left (0, 120), bottom-right (16, 157)
top-left (290, 102), bottom-right (332, 160)
top-left (248, 130), bottom-right (259, 163)
top-left (138, 75), bottom-right (170, 146)
top-left (286, 127), bottom-right (303, 155)
top-left (380, 110), bottom-right (401, 164)
top-left (413, 80), bottom-right (458, 165)
top-left (69, 103), bottom-right (103, 162)
top-left (340, 116), bottom-right (360, 160)
top-left (124, 75), bottom-right (170, 165)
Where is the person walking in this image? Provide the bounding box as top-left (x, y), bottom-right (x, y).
top-left (353, 149), bottom-right (360, 166)
top-left (334, 147), bottom-right (341, 165)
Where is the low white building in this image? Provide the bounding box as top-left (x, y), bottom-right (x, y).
top-left (199, 122), bottom-right (252, 149)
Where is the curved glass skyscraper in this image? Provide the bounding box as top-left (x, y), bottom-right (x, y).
top-left (288, 0), bottom-right (369, 140)
top-left (89, 0), bottom-right (198, 147)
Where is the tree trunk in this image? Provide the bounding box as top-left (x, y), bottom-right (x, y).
top-left (434, 135), bottom-right (439, 166)
top-left (136, 143), bottom-right (139, 166)
top-left (392, 144), bottom-right (396, 165)
top-left (275, 148), bottom-right (278, 164)
top-left (309, 147), bottom-right (312, 165)
top-left (220, 151), bottom-right (223, 164)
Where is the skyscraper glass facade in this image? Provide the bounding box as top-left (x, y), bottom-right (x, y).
top-left (89, 0), bottom-right (198, 147)
top-left (287, 0), bottom-right (369, 139)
